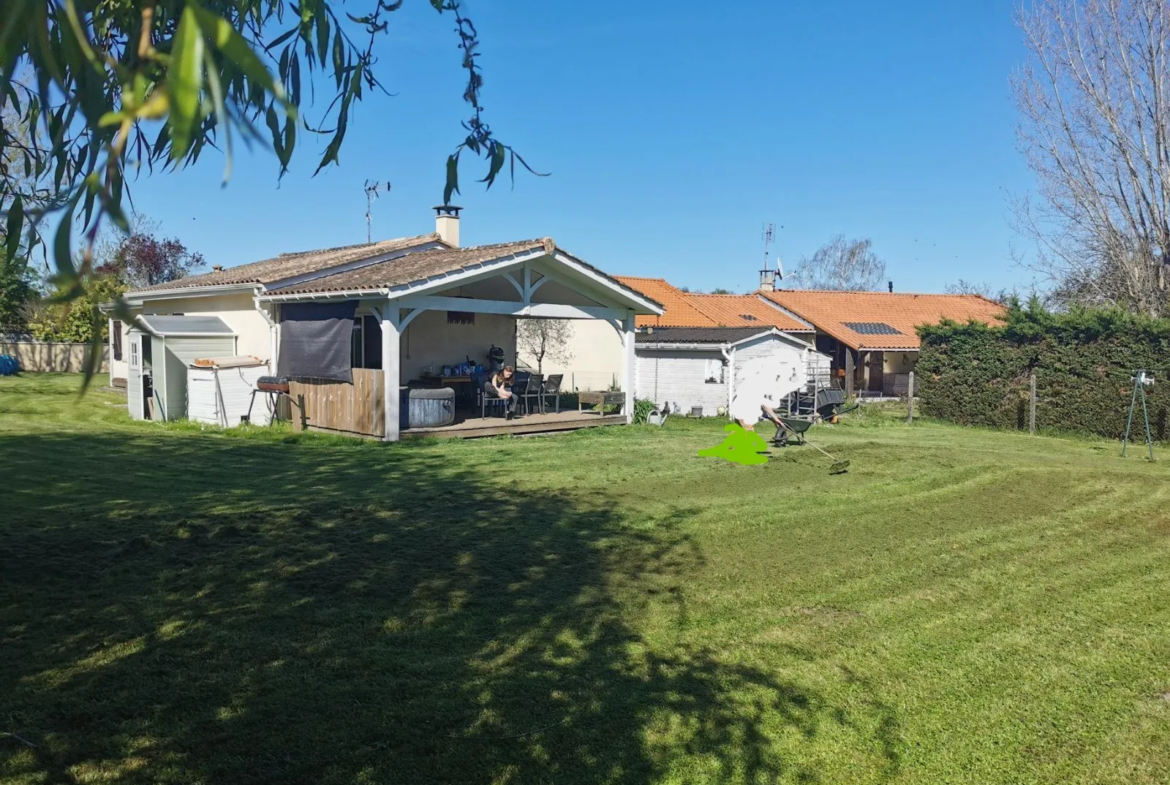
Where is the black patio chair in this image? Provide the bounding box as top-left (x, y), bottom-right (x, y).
top-left (511, 371), bottom-right (531, 417)
top-left (474, 372), bottom-right (509, 419)
top-left (517, 373), bottom-right (544, 415)
top-left (540, 374), bottom-right (563, 414)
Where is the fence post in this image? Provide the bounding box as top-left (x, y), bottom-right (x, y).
top-left (1029, 370), bottom-right (1037, 435)
top-left (906, 371), bottom-right (914, 424)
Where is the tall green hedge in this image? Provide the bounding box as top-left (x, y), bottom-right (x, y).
top-left (916, 301), bottom-right (1170, 439)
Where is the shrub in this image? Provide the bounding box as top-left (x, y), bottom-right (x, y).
top-left (632, 398), bottom-right (655, 425)
top-left (917, 300), bottom-right (1170, 439)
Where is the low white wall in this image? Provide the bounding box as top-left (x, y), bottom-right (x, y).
top-left (0, 339), bottom-right (109, 373)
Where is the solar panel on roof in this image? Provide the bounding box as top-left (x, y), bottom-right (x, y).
top-left (843, 321), bottom-right (902, 335)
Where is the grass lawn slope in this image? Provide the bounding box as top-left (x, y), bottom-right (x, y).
top-left (2, 373), bottom-right (1170, 784)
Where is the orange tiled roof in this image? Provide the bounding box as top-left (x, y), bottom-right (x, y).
top-left (614, 277), bottom-right (814, 332)
top-left (686, 293), bottom-right (813, 333)
top-left (612, 277), bottom-right (718, 328)
top-left (759, 289), bottom-right (1007, 350)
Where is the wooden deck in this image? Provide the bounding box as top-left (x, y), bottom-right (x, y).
top-left (402, 410), bottom-right (627, 439)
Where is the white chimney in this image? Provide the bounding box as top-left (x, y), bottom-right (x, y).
top-left (759, 267), bottom-right (776, 292)
top-left (434, 205), bottom-right (462, 247)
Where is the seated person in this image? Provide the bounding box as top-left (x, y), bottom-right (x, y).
top-left (485, 365), bottom-right (517, 417)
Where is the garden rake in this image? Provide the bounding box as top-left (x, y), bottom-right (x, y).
top-left (773, 419), bottom-right (850, 474)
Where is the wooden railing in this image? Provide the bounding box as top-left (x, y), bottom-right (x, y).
top-left (289, 368), bottom-right (385, 438)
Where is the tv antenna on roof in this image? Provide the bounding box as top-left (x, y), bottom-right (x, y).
top-left (762, 222), bottom-right (775, 268)
top-left (364, 180), bottom-right (391, 243)
top-left (759, 222), bottom-right (781, 291)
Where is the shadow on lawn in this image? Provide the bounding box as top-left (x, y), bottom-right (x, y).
top-left (1, 432), bottom-right (900, 784)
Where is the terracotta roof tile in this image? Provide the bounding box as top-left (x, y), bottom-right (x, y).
top-left (685, 293), bottom-right (813, 333)
top-left (268, 239), bottom-right (549, 294)
top-left (131, 234), bottom-right (443, 293)
top-left (612, 277), bottom-right (717, 327)
top-left (613, 277), bottom-right (814, 333)
top-left (760, 289), bottom-right (1007, 350)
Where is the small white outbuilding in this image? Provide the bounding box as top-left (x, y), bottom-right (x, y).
top-left (126, 315), bottom-right (238, 422)
top-left (187, 357), bottom-right (272, 427)
top-left (635, 327), bottom-right (831, 418)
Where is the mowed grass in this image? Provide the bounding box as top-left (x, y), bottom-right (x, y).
top-left (2, 374), bottom-right (1170, 784)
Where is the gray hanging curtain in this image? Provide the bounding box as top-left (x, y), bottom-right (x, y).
top-left (278, 301), bottom-right (359, 382)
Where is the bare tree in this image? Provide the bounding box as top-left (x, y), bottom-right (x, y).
top-left (943, 279), bottom-right (1016, 304)
top-left (516, 319), bottom-right (574, 374)
top-left (1013, 0), bottom-right (1170, 315)
top-left (791, 235), bottom-right (886, 291)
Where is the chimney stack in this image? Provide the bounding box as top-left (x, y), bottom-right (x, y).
top-left (212, 265), bottom-right (224, 273)
top-left (434, 205), bottom-right (462, 247)
top-left (759, 264), bottom-right (777, 292)
top-left (888, 281), bottom-right (894, 293)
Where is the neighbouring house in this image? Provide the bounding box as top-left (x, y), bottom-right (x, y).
top-left (635, 327), bottom-right (829, 418)
top-left (109, 207), bottom-right (662, 440)
top-left (756, 287), bottom-right (1007, 396)
top-left (612, 277), bottom-right (816, 337)
top-left (549, 276), bottom-right (825, 418)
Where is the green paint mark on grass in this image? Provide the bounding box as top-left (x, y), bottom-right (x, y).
top-left (697, 422), bottom-right (771, 465)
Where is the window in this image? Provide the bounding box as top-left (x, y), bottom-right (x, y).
top-left (350, 318), bottom-right (364, 369)
top-left (112, 321), bottom-right (123, 361)
top-left (361, 314), bottom-right (382, 369)
top-left (704, 357), bottom-right (725, 384)
top-left (349, 315), bottom-right (384, 370)
top-left (128, 338), bottom-right (140, 370)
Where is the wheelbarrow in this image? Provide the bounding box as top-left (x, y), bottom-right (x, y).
top-left (772, 415), bottom-right (850, 474)
top-left (774, 415), bottom-right (814, 445)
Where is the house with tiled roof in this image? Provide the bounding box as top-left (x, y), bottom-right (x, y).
top-left (106, 207), bottom-right (662, 440)
top-left (757, 287), bottom-right (1007, 396)
top-left (603, 276), bottom-right (829, 416)
top-left (612, 276), bottom-right (814, 336)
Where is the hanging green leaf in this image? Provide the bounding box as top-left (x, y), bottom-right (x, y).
top-left (443, 152), bottom-right (460, 206)
top-left (481, 141), bottom-right (506, 188)
top-left (193, 4), bottom-right (288, 108)
top-left (315, 10), bottom-right (330, 73)
top-left (167, 6), bottom-right (205, 160)
top-left (5, 194), bottom-right (23, 262)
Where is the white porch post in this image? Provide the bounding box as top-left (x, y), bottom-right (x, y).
top-left (726, 347), bottom-right (736, 420)
top-left (107, 317), bottom-right (116, 387)
top-left (381, 304), bottom-right (401, 442)
top-left (623, 310), bottom-right (636, 424)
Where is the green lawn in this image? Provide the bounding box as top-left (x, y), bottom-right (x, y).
top-left (3, 373), bottom-right (1170, 784)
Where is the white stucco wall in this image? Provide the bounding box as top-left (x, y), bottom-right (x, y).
top-left (516, 318), bottom-right (623, 392)
top-left (140, 292), bottom-right (272, 366)
top-left (399, 309), bottom-right (516, 382)
top-left (636, 350), bottom-right (728, 417)
top-left (637, 335), bottom-right (821, 418)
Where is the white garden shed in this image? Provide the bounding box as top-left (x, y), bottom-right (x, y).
top-left (635, 327), bottom-right (829, 418)
top-left (126, 315), bottom-right (237, 421)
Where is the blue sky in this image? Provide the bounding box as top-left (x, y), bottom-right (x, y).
top-left (127, 0), bottom-right (1035, 294)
